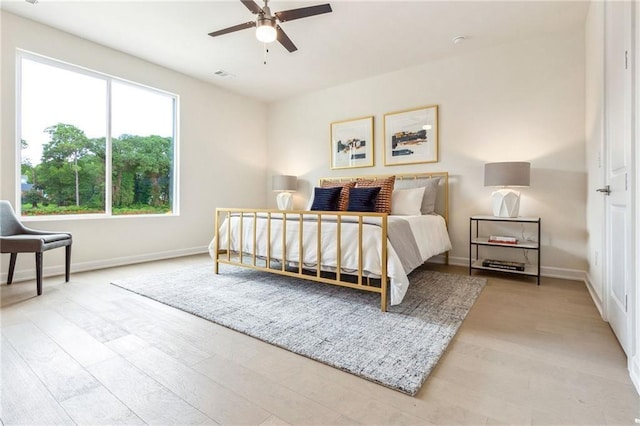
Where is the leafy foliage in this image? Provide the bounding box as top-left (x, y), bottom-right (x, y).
top-left (21, 123), bottom-right (173, 216)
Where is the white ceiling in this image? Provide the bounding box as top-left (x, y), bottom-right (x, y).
top-left (1, 0), bottom-right (589, 103)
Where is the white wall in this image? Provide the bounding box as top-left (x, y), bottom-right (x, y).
top-left (0, 13), bottom-right (588, 281)
top-left (0, 11), bottom-right (268, 281)
top-left (267, 30), bottom-right (587, 275)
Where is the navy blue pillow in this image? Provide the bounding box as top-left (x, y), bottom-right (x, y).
top-left (310, 186), bottom-right (343, 211)
top-left (347, 187), bottom-right (381, 212)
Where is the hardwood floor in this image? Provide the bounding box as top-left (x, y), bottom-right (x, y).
top-left (1, 254), bottom-right (638, 425)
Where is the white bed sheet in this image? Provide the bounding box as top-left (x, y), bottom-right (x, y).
top-left (208, 213), bottom-right (451, 305)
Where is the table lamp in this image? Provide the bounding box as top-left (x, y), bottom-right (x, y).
top-left (272, 175), bottom-right (297, 210)
top-left (484, 162), bottom-right (530, 217)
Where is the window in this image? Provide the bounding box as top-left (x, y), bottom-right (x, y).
top-left (18, 52), bottom-right (177, 217)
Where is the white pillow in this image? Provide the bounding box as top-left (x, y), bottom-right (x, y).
top-left (391, 187), bottom-right (425, 216)
top-left (394, 177), bottom-right (440, 214)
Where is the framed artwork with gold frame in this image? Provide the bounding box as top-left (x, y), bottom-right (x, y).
top-left (330, 116), bottom-right (374, 169)
top-left (383, 105), bottom-right (438, 166)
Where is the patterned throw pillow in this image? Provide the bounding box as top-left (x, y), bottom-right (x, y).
top-left (310, 186), bottom-right (343, 211)
top-left (320, 181), bottom-right (356, 211)
top-left (347, 187), bottom-right (381, 212)
top-left (355, 176), bottom-right (396, 214)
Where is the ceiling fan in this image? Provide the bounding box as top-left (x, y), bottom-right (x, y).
top-left (208, 0), bottom-right (332, 53)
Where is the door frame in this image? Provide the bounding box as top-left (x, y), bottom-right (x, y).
top-left (631, 0), bottom-right (640, 394)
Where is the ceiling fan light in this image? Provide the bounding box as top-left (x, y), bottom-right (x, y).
top-left (256, 19), bottom-right (277, 43)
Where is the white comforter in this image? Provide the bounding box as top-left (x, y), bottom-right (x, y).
top-left (208, 213), bottom-right (451, 305)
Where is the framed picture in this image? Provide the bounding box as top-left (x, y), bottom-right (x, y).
top-left (383, 105), bottom-right (438, 166)
top-left (330, 116), bottom-right (374, 169)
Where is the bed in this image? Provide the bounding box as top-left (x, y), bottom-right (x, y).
top-left (208, 172), bottom-right (452, 311)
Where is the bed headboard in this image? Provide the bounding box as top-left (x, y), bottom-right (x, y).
top-left (319, 172), bottom-right (449, 225)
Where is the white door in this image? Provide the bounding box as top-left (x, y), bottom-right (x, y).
top-left (604, 0), bottom-right (633, 355)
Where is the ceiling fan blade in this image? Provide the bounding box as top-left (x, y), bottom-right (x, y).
top-left (275, 4), bottom-right (332, 23)
top-left (276, 25), bottom-right (297, 52)
top-left (240, 0), bottom-right (263, 15)
top-left (208, 21), bottom-right (256, 38)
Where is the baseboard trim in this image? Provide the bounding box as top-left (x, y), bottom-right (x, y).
top-left (1, 246), bottom-right (209, 284)
top-left (4, 250), bottom-right (589, 288)
top-left (631, 355), bottom-right (640, 395)
top-left (427, 253), bottom-right (449, 264)
top-left (584, 273), bottom-right (606, 319)
top-left (448, 256), bottom-right (587, 282)
top-left (538, 266), bottom-right (587, 282)
top-left (447, 256), bottom-right (470, 268)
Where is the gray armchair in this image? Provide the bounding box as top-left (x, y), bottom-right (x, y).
top-left (0, 200), bottom-right (72, 295)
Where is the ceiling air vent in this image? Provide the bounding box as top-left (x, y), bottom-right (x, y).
top-left (213, 70), bottom-right (234, 79)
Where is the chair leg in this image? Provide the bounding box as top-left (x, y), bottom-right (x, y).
top-left (7, 253), bottom-right (17, 285)
top-left (65, 245), bottom-right (71, 282)
top-left (35, 252), bottom-right (43, 296)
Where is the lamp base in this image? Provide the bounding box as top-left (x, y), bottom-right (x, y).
top-left (276, 192), bottom-right (293, 211)
top-left (491, 189), bottom-right (521, 217)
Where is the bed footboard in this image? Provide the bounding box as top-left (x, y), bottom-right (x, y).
top-left (214, 208), bottom-right (390, 311)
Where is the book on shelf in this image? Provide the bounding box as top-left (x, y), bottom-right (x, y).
top-left (488, 235), bottom-right (517, 244)
top-left (482, 259), bottom-right (526, 271)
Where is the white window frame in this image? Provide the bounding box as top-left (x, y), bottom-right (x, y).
top-left (16, 50), bottom-right (179, 220)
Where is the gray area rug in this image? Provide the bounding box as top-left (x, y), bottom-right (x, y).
top-left (111, 263), bottom-right (486, 396)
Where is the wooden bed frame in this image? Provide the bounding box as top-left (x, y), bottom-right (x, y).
top-left (213, 172), bottom-right (449, 311)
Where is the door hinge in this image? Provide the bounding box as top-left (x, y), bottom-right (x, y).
top-left (625, 173), bottom-right (628, 190)
top-left (625, 50), bottom-right (628, 70)
top-left (626, 294), bottom-right (628, 311)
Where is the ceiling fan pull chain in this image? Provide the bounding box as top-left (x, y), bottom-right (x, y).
top-left (263, 43), bottom-right (269, 65)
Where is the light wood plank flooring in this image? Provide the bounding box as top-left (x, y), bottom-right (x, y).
top-left (1, 254), bottom-right (638, 425)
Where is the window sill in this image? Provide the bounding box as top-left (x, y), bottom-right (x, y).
top-left (20, 213), bottom-right (179, 222)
